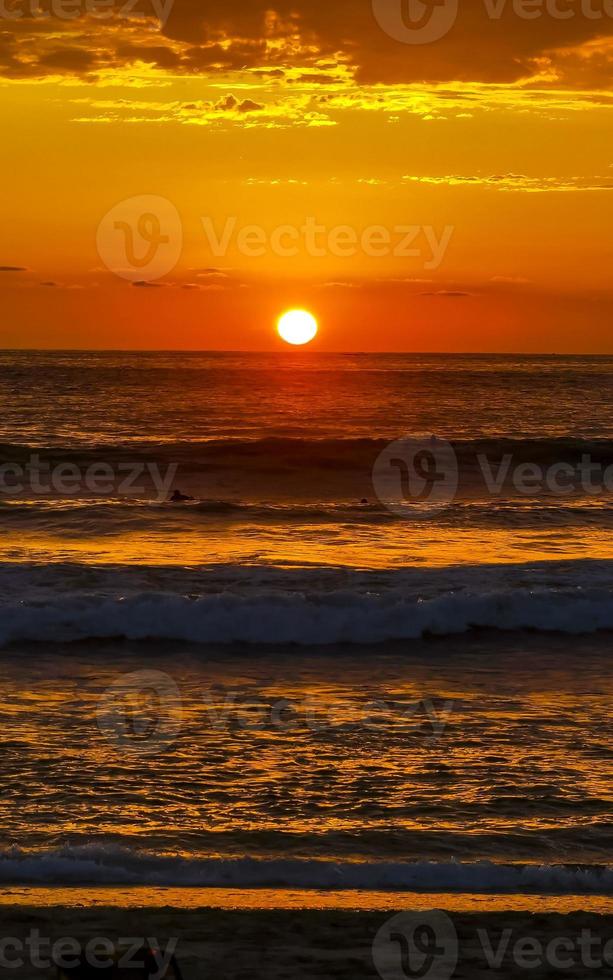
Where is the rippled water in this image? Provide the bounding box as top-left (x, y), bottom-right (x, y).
top-left (0, 635), bottom-right (610, 886)
top-left (1, 352), bottom-right (613, 569)
top-left (0, 352), bottom-right (610, 892)
top-left (2, 351), bottom-right (613, 445)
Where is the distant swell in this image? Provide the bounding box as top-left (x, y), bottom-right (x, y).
top-left (0, 846), bottom-right (610, 893)
top-left (2, 436), bottom-right (613, 471)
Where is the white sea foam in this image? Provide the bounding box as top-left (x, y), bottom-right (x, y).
top-left (0, 588), bottom-right (612, 646)
top-left (0, 845), bottom-right (610, 893)
top-left (0, 559), bottom-right (612, 646)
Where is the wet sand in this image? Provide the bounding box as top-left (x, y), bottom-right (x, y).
top-left (1, 899), bottom-right (611, 979)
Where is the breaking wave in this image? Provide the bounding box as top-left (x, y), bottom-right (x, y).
top-left (0, 845), bottom-right (610, 893)
top-left (0, 559), bottom-right (612, 646)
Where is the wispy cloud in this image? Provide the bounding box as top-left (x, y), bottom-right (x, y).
top-left (403, 173), bottom-right (613, 192)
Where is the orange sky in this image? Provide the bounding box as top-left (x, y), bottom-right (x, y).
top-left (1, 0), bottom-right (613, 350)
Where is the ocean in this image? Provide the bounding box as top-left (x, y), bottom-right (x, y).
top-left (0, 350), bottom-right (611, 904)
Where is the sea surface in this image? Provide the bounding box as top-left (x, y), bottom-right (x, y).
top-left (0, 351), bottom-right (611, 897)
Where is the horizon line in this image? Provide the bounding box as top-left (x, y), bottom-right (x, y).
top-left (1, 348), bottom-right (613, 357)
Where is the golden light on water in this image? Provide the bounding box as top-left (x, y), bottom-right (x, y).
top-left (277, 310), bottom-right (318, 346)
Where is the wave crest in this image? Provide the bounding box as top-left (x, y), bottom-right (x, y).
top-left (0, 559), bottom-right (612, 645)
top-left (0, 845), bottom-right (610, 893)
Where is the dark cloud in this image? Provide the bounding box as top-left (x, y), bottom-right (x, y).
top-left (198, 93), bottom-right (266, 113)
top-left (115, 43), bottom-right (182, 68)
top-left (422, 290), bottom-right (473, 297)
top-left (182, 39), bottom-right (268, 71)
top-left (37, 47), bottom-right (97, 70)
top-left (0, 266), bottom-right (28, 272)
top-left (291, 73), bottom-right (338, 84)
top-left (0, 0), bottom-right (612, 85)
top-left (160, 0), bottom-right (613, 84)
top-left (251, 67), bottom-right (285, 78)
top-left (237, 98), bottom-right (263, 111)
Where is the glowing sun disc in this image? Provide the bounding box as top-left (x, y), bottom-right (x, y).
top-left (277, 309), bottom-right (318, 346)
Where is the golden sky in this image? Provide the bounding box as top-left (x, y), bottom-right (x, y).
top-left (1, 0), bottom-right (613, 350)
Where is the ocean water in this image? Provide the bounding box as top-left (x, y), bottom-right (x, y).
top-left (0, 350), bottom-right (611, 896)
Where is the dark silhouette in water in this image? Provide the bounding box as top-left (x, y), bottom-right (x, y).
top-left (169, 489), bottom-right (194, 503)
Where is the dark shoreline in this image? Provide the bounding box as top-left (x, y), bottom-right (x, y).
top-left (1, 906), bottom-right (612, 979)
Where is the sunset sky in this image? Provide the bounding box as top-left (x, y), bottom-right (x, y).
top-left (1, 0), bottom-right (612, 351)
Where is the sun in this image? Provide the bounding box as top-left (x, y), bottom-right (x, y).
top-left (277, 309), bottom-right (318, 346)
